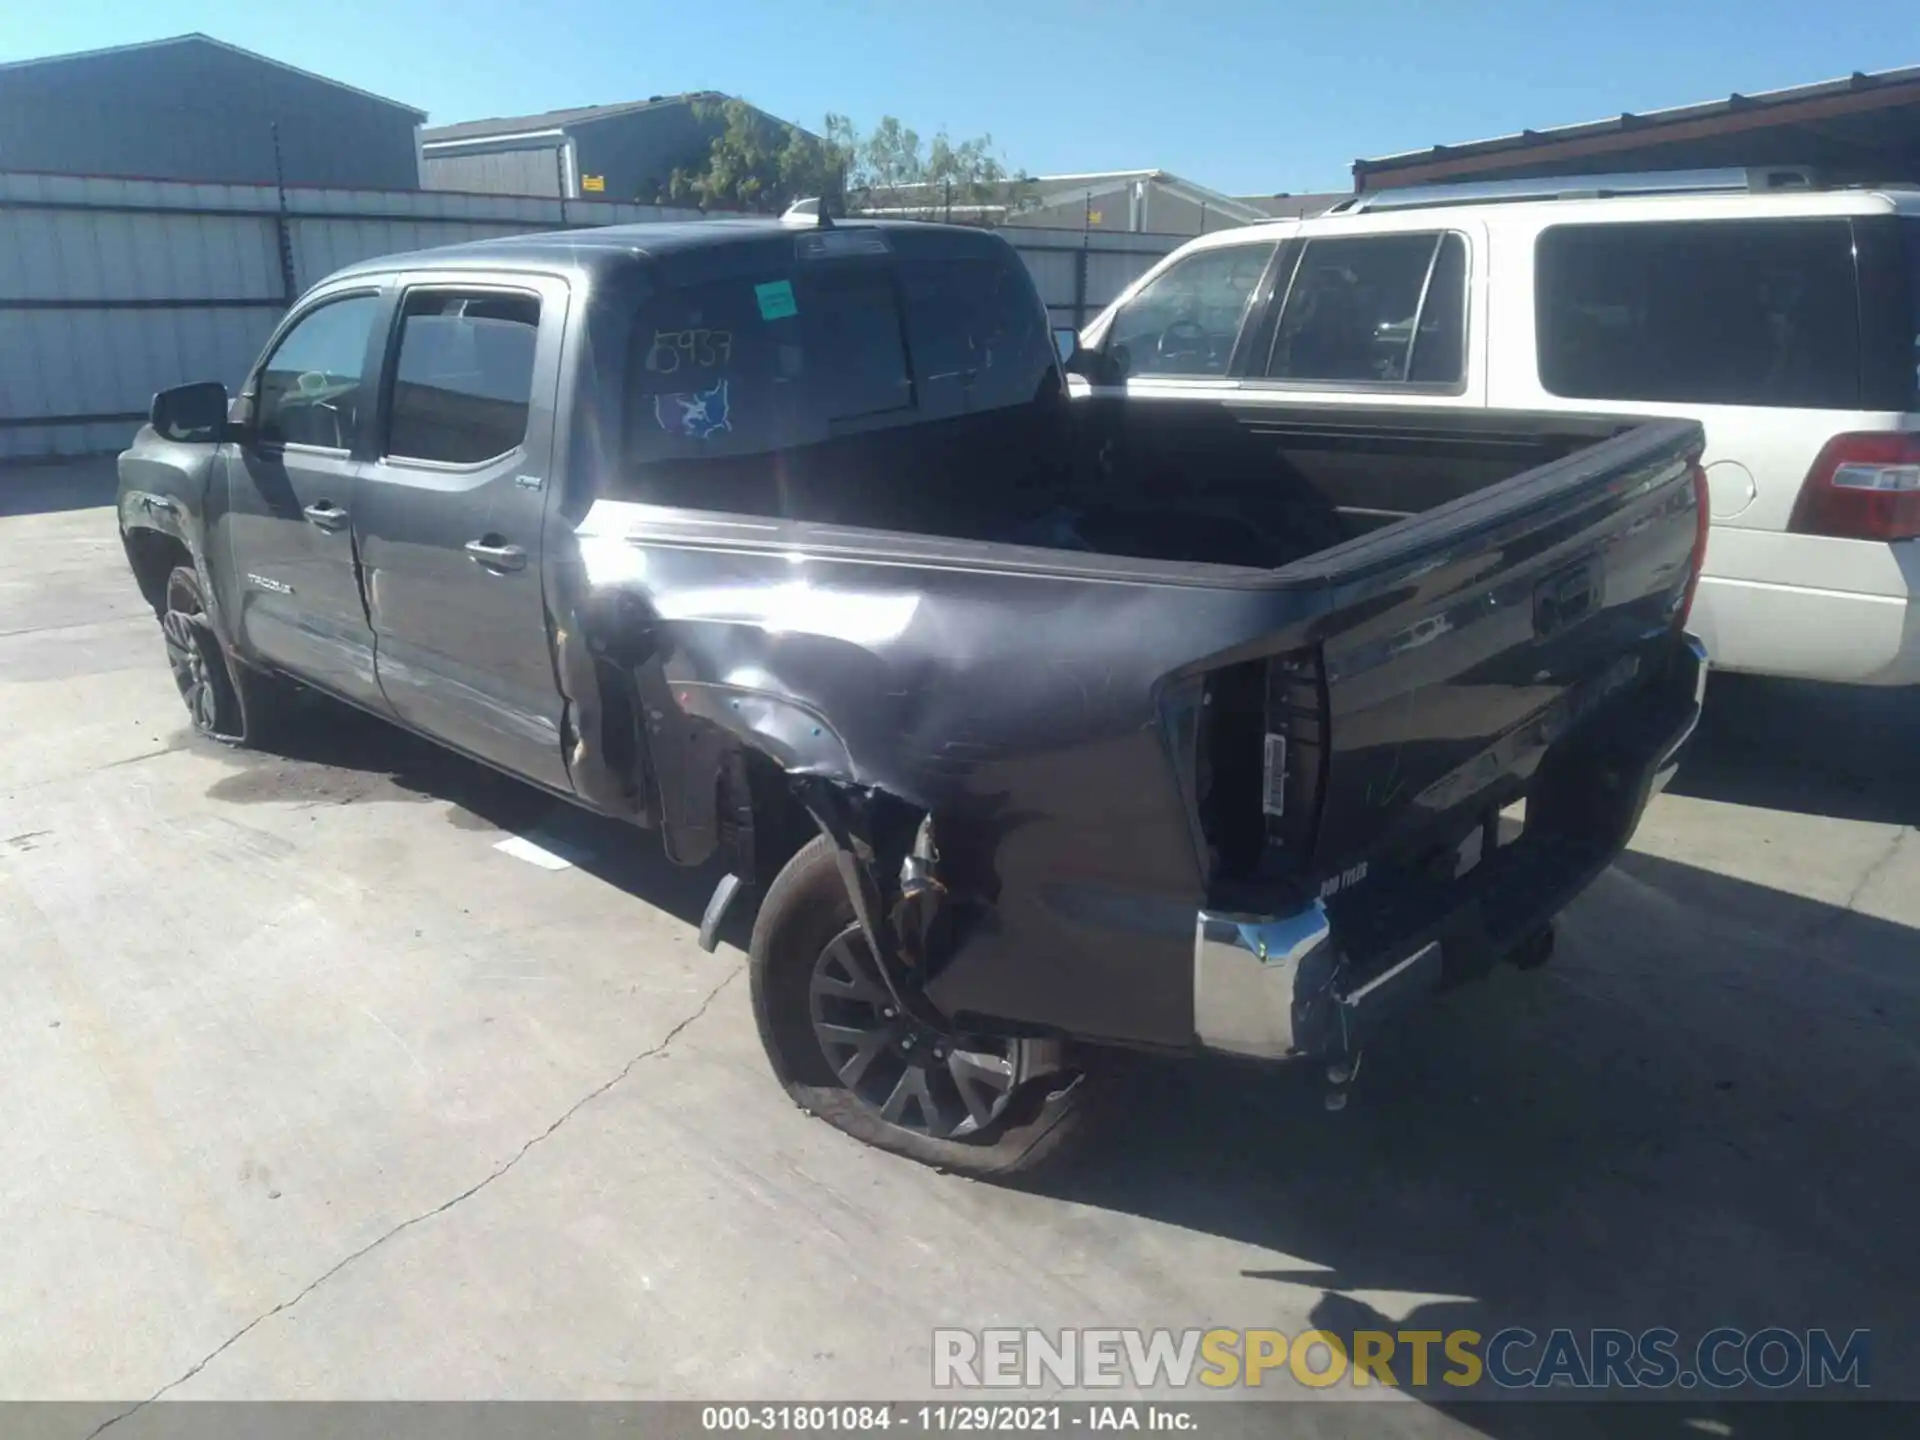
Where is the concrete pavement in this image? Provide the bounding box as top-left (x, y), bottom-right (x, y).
top-left (2, 459), bottom-right (1915, 1434)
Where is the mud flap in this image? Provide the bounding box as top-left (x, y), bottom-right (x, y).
top-left (698, 873), bottom-right (745, 954)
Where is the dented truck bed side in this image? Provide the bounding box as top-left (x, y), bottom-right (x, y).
top-left (553, 413), bottom-right (1705, 1052)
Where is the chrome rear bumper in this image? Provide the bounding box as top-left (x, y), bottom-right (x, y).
top-left (1648, 633), bottom-right (1710, 797)
top-left (1193, 633), bottom-right (1709, 1061)
top-left (1194, 904), bottom-right (1442, 1060)
top-left (1192, 905), bottom-right (1338, 1059)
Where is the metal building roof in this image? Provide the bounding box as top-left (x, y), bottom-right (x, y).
top-left (858, 170), bottom-right (1275, 225)
top-left (422, 93), bottom-right (728, 146)
top-left (1232, 191), bottom-right (1350, 218)
top-left (0, 33), bottom-right (426, 118)
top-left (1354, 64), bottom-right (1920, 191)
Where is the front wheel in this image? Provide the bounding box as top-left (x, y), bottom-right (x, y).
top-left (160, 566), bottom-right (288, 744)
top-left (749, 834), bottom-right (1090, 1176)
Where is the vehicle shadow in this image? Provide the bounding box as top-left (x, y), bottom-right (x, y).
top-left (1022, 854), bottom-right (1919, 1432)
top-left (199, 696), bottom-right (744, 945)
top-left (1669, 672), bottom-right (1920, 827)
top-left (0, 457), bottom-right (121, 517)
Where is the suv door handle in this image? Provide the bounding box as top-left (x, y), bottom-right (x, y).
top-left (465, 539), bottom-right (527, 572)
top-left (303, 502), bottom-right (349, 531)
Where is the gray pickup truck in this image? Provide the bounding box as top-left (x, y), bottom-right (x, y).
top-left (117, 216), bottom-right (1707, 1174)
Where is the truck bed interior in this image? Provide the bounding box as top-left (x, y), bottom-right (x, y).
top-left (1068, 401), bottom-right (1643, 569)
top-left (618, 395), bottom-right (1642, 571)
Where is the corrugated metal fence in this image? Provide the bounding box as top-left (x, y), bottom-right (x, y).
top-left (0, 172), bottom-right (1181, 460)
top-left (996, 223), bottom-right (1183, 340)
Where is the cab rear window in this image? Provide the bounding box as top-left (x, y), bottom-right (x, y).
top-left (624, 255), bottom-right (1049, 451)
top-left (615, 241), bottom-right (1060, 518)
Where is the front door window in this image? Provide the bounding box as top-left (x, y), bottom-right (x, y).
top-left (1103, 244), bottom-right (1276, 378)
top-left (254, 294), bottom-right (381, 450)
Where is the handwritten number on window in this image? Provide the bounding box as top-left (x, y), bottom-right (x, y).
top-left (646, 329), bottom-right (733, 374)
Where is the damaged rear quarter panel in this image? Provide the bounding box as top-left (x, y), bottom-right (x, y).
top-left (567, 499), bottom-right (1331, 1047)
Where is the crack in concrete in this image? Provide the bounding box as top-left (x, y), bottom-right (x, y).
top-left (0, 613), bottom-right (141, 641)
top-left (2, 744), bottom-right (185, 802)
top-left (96, 744), bottom-right (187, 773)
top-left (1839, 827), bottom-right (1910, 918)
top-left (85, 964), bottom-right (743, 1436)
top-left (1796, 826), bottom-right (1914, 945)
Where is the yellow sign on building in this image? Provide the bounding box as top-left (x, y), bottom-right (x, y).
top-left (581, 174), bottom-right (606, 193)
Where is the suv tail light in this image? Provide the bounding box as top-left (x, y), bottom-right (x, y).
top-left (1678, 457), bottom-right (1710, 630)
top-left (1788, 433), bottom-right (1920, 542)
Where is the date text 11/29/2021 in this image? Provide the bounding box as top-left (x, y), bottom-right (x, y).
top-left (701, 1406), bottom-right (1192, 1431)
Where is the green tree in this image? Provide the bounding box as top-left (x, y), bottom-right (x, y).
top-left (663, 98), bottom-right (847, 212)
top-left (840, 115), bottom-right (1034, 221)
top-left (664, 100), bottom-right (1031, 222)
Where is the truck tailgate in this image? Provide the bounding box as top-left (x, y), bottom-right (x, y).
top-left (1268, 416), bottom-right (1704, 885)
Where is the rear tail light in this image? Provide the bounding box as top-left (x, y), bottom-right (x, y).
top-left (1788, 433), bottom-right (1920, 542)
top-left (1196, 649), bottom-right (1326, 882)
top-left (1678, 457), bottom-right (1710, 630)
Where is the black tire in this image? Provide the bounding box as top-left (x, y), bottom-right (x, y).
top-left (749, 834), bottom-right (1090, 1176)
top-left (160, 566), bottom-right (289, 745)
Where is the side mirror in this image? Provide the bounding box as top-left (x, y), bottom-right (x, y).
top-left (227, 392), bottom-right (258, 445)
top-left (1055, 327), bottom-right (1122, 383)
top-left (150, 381), bottom-right (229, 443)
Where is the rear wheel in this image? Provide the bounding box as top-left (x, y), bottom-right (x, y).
top-left (749, 834), bottom-right (1089, 1175)
top-left (160, 566), bottom-right (287, 744)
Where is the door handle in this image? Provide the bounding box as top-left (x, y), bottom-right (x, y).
top-left (465, 539), bottom-right (528, 572)
top-left (302, 502), bottom-right (348, 531)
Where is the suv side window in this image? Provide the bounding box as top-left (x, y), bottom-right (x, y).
top-left (386, 290), bottom-right (542, 465)
top-left (1265, 232), bottom-right (1466, 387)
top-left (254, 293), bottom-right (381, 449)
top-left (1105, 243), bottom-right (1276, 378)
top-left (1536, 219), bottom-right (1860, 408)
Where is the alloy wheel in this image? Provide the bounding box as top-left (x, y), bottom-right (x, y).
top-left (161, 594), bottom-right (222, 734)
top-left (807, 924), bottom-right (1035, 1140)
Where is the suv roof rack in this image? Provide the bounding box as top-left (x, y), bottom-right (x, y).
top-left (1330, 166), bottom-right (1821, 215)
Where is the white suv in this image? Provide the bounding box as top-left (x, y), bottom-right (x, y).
top-left (1078, 170), bottom-right (1920, 686)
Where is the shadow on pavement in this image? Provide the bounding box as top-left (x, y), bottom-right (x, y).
top-left (199, 695), bottom-right (743, 945)
top-left (1670, 672), bottom-right (1920, 827)
top-left (0, 457), bottom-right (121, 517)
top-left (187, 669), bottom-right (1918, 1434)
top-left (1022, 853), bottom-right (1918, 1433)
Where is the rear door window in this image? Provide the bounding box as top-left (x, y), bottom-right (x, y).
top-left (386, 291), bottom-right (541, 464)
top-left (1535, 219), bottom-right (1861, 409)
top-left (1264, 232), bottom-right (1466, 387)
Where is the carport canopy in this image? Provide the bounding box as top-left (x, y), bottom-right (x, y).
top-left (1354, 66), bottom-right (1920, 192)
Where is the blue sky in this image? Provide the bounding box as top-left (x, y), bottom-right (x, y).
top-left (3, 1), bottom-right (1905, 195)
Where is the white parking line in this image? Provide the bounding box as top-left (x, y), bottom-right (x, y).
top-left (493, 833), bottom-right (576, 871)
